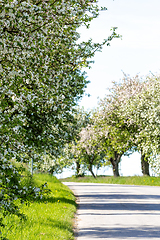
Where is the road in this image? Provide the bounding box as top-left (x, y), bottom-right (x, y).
top-left (63, 182), bottom-right (160, 240)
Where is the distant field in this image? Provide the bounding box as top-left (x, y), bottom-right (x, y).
top-left (1, 174), bottom-right (76, 240)
top-left (61, 175), bottom-right (160, 186)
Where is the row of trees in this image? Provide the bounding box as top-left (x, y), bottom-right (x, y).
top-left (66, 74), bottom-right (160, 178)
top-left (0, 0), bottom-right (119, 237)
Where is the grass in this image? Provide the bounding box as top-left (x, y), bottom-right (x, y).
top-left (1, 174), bottom-right (77, 240)
top-left (61, 175), bottom-right (160, 186)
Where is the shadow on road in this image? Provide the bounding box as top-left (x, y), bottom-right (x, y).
top-left (79, 202), bottom-right (160, 211)
top-left (78, 193), bottom-right (160, 200)
top-left (78, 226), bottom-right (160, 238)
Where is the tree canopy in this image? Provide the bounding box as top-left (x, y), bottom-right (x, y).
top-left (0, 0), bottom-right (119, 162)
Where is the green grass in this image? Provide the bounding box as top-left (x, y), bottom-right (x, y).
top-left (61, 175), bottom-right (160, 186)
top-left (1, 174), bottom-right (77, 240)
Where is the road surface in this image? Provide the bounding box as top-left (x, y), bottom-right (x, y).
top-left (63, 182), bottom-right (160, 240)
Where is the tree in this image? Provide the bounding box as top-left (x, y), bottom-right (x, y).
top-left (126, 74), bottom-right (160, 175)
top-left (115, 74), bottom-right (151, 176)
top-left (0, 1), bottom-right (120, 234)
top-left (92, 111), bottom-right (130, 177)
top-left (94, 77), bottom-right (137, 177)
top-left (0, 0), bottom-right (119, 165)
top-left (107, 74), bottom-right (152, 176)
top-left (112, 73), bottom-right (160, 176)
top-left (70, 124), bottom-right (106, 178)
top-left (141, 151), bottom-right (150, 176)
top-left (71, 107), bottom-right (91, 176)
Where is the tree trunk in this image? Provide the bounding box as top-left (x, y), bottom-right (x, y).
top-left (141, 153), bottom-right (150, 176)
top-left (88, 164), bottom-right (96, 178)
top-left (76, 160), bottom-right (81, 177)
top-left (110, 152), bottom-right (122, 177)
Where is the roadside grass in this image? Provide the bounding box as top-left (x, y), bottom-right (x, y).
top-left (61, 175), bottom-right (160, 186)
top-left (1, 174), bottom-right (76, 240)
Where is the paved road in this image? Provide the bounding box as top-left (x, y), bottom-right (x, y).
top-left (63, 182), bottom-right (160, 240)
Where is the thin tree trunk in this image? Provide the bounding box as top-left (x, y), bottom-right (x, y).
top-left (141, 153), bottom-right (150, 176)
top-left (88, 164), bottom-right (96, 178)
top-left (110, 152), bottom-right (122, 177)
top-left (76, 160), bottom-right (81, 177)
top-left (87, 154), bottom-right (96, 178)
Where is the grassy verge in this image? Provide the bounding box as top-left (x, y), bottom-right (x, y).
top-left (61, 175), bottom-right (160, 186)
top-left (1, 174), bottom-right (77, 240)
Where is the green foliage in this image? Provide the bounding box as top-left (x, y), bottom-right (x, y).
top-left (1, 174), bottom-right (76, 240)
top-left (0, 163), bottom-right (51, 239)
top-left (0, 0), bottom-right (119, 162)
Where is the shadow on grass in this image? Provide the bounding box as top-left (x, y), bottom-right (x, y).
top-left (12, 218), bottom-right (74, 238)
top-left (44, 217), bottom-right (73, 233)
top-left (29, 185), bottom-right (77, 207)
top-left (32, 191), bottom-right (77, 207)
top-left (42, 196), bottom-right (77, 207)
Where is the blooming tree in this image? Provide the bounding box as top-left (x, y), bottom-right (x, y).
top-left (0, 0), bottom-right (119, 164)
top-left (94, 76), bottom-right (139, 177)
top-left (70, 107), bottom-right (91, 176)
top-left (115, 74), bottom-right (151, 175)
top-left (108, 73), bottom-right (160, 176)
top-left (71, 124), bottom-right (106, 178)
top-left (0, 0), bottom-right (120, 235)
top-left (122, 74), bottom-right (160, 175)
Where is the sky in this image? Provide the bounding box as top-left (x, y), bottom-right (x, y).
top-left (57, 0), bottom-right (160, 178)
top-left (79, 0), bottom-right (160, 109)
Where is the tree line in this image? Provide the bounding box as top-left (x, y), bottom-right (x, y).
top-left (65, 74), bottom-right (160, 178)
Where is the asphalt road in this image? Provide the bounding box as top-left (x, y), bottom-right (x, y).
top-left (63, 182), bottom-right (160, 240)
